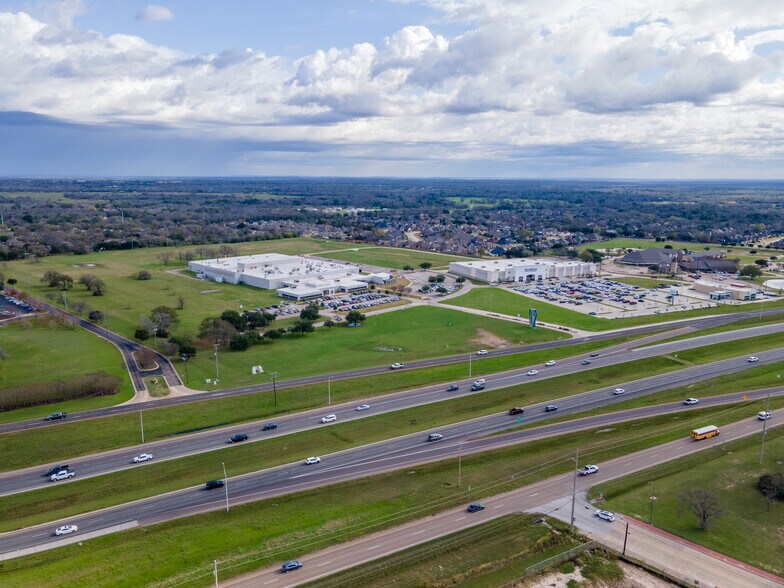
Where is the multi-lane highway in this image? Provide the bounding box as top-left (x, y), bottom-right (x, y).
top-left (5, 305), bottom-right (784, 434)
top-left (2, 321), bottom-right (782, 497)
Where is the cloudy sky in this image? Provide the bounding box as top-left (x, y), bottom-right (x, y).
top-left (1, 0), bottom-right (784, 178)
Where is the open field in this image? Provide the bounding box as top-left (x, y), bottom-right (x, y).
top-left (0, 320), bottom-right (134, 420)
top-left (446, 287), bottom-right (784, 331)
top-left (640, 312), bottom-right (784, 346)
top-left (317, 246), bottom-right (471, 269)
top-left (0, 403), bottom-right (766, 588)
top-left (181, 306), bottom-right (566, 389)
top-left (594, 425), bottom-right (784, 576)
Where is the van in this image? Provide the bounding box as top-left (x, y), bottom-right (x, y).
top-left (691, 425), bottom-right (720, 440)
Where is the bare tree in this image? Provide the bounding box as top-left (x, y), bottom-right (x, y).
top-left (176, 296), bottom-right (185, 310)
top-left (680, 489), bottom-right (723, 530)
top-left (157, 252), bottom-right (173, 266)
top-left (78, 274), bottom-right (97, 291)
top-left (70, 300), bottom-right (90, 316)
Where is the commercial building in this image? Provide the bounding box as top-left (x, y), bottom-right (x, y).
top-left (448, 258), bottom-right (596, 283)
top-left (693, 280), bottom-right (757, 301)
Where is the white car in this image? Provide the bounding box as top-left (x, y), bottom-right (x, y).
top-left (304, 457), bottom-right (321, 465)
top-left (476, 349), bottom-right (488, 355)
top-left (320, 414), bottom-right (337, 423)
top-left (390, 363), bottom-right (405, 369)
top-left (683, 398), bottom-right (700, 405)
top-left (527, 370), bottom-right (538, 376)
top-left (133, 453), bottom-right (153, 463)
top-left (50, 470), bottom-right (75, 482)
top-left (613, 388), bottom-right (626, 395)
top-left (545, 360), bottom-right (556, 367)
top-left (54, 524), bottom-right (78, 536)
top-left (355, 404), bottom-right (370, 411)
top-left (758, 411), bottom-right (772, 421)
top-left (748, 356), bottom-right (760, 363)
top-left (578, 464), bottom-right (599, 476)
top-left (473, 379), bottom-right (486, 386)
top-left (595, 510), bottom-right (615, 522)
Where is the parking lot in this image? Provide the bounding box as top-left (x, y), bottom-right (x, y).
top-left (257, 290), bottom-right (402, 318)
top-left (0, 295), bottom-right (38, 319)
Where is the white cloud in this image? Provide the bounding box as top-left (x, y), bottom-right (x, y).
top-left (136, 4), bottom-right (174, 23)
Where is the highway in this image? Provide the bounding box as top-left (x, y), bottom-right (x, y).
top-left (2, 321), bottom-right (783, 497)
top-left (4, 304), bottom-right (784, 434)
top-left (0, 385), bottom-right (779, 558)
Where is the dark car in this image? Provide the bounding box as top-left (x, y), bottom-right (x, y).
top-left (261, 423), bottom-right (278, 431)
top-left (589, 353), bottom-right (599, 357)
top-left (446, 385), bottom-right (459, 392)
top-left (508, 407), bottom-right (525, 415)
top-left (544, 405), bottom-right (558, 412)
top-left (470, 383), bottom-right (485, 391)
top-left (45, 465), bottom-right (69, 477)
top-left (45, 412), bottom-right (67, 421)
top-left (581, 360), bottom-right (592, 365)
top-left (205, 480), bottom-right (225, 490)
top-left (228, 433), bottom-right (249, 443)
top-left (467, 503), bottom-right (485, 513)
top-left (281, 560), bottom-right (302, 573)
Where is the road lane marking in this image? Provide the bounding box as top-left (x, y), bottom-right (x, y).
top-left (412, 529), bottom-right (426, 536)
top-left (367, 544), bottom-right (382, 550)
top-left (263, 579), bottom-right (279, 584)
top-left (493, 504), bottom-right (505, 509)
top-left (529, 492), bottom-right (539, 497)
top-left (317, 560), bottom-right (333, 567)
top-left (456, 516), bottom-right (466, 521)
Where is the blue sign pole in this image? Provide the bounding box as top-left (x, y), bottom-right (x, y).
top-left (529, 308), bottom-right (537, 328)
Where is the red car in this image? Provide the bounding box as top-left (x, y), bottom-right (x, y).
top-left (508, 407), bottom-right (525, 415)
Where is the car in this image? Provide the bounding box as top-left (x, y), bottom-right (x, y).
top-left (470, 383), bottom-right (485, 391)
top-left (683, 398), bottom-right (700, 405)
top-left (590, 353), bottom-right (599, 357)
top-left (588, 311), bottom-right (598, 316)
top-left (390, 363), bottom-right (405, 369)
top-left (228, 433), bottom-right (249, 443)
top-left (45, 411), bottom-right (67, 421)
top-left (758, 411), bottom-right (773, 421)
top-left (261, 422), bottom-right (278, 431)
top-left (133, 453), bottom-right (153, 463)
top-left (748, 356), bottom-right (759, 362)
top-left (581, 360), bottom-right (592, 365)
top-left (473, 379), bottom-right (486, 385)
top-left (281, 560), bottom-right (302, 573)
top-left (50, 469), bottom-right (75, 482)
top-left (446, 384), bottom-right (459, 392)
top-left (45, 465), bottom-right (69, 477)
top-left (613, 388), bottom-right (626, 395)
top-left (527, 370), bottom-right (539, 376)
top-left (321, 414), bottom-right (337, 423)
top-left (545, 360), bottom-right (556, 367)
top-left (466, 503), bottom-right (485, 513)
top-left (508, 407), bottom-right (525, 415)
top-left (578, 464), bottom-right (599, 476)
top-left (544, 405), bottom-right (558, 412)
top-left (476, 349), bottom-right (488, 355)
top-left (427, 433), bottom-right (443, 442)
top-left (205, 479), bottom-right (225, 490)
top-left (304, 456), bottom-right (321, 465)
top-left (356, 404), bottom-right (370, 411)
top-left (595, 510), bottom-right (615, 522)
top-left (54, 524), bottom-right (78, 536)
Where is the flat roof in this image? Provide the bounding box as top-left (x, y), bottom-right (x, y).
top-left (450, 258), bottom-right (590, 269)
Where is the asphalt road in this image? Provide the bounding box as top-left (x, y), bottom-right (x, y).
top-left (4, 305), bottom-right (783, 434)
top-left (0, 383), bottom-right (779, 557)
top-left (221, 417), bottom-right (782, 588)
top-left (2, 321), bottom-right (782, 497)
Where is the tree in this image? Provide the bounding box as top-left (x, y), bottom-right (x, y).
top-left (90, 278), bottom-right (106, 296)
top-left (169, 334), bottom-right (196, 357)
top-left (136, 271), bottom-right (152, 280)
top-left (679, 488), bottom-right (723, 530)
top-left (739, 264), bottom-right (763, 278)
top-left (55, 274), bottom-right (74, 291)
top-left (79, 274), bottom-right (97, 291)
top-left (403, 265), bottom-right (414, 271)
top-left (149, 305), bottom-right (179, 337)
top-left (70, 300), bottom-right (89, 316)
top-left (300, 302), bottom-right (321, 321)
top-left (754, 259), bottom-right (769, 267)
top-left (42, 270), bottom-right (63, 287)
top-left (291, 319), bottom-right (315, 335)
top-left (176, 296), bottom-right (185, 310)
top-left (198, 317), bottom-right (237, 345)
top-left (419, 262), bottom-right (432, 270)
top-left (246, 311), bottom-right (270, 329)
top-left (88, 310), bottom-right (105, 323)
top-left (757, 473), bottom-right (784, 511)
top-left (220, 310), bottom-right (245, 331)
top-left (157, 252), bottom-right (173, 266)
top-left (229, 333), bottom-right (252, 351)
top-left (346, 310), bottom-right (366, 324)
top-left (455, 276), bottom-right (466, 283)
top-left (134, 327), bottom-right (151, 341)
top-left (6, 278), bottom-right (16, 286)
top-left (323, 319), bottom-right (335, 330)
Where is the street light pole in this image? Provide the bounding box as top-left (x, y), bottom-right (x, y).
top-left (328, 376), bottom-right (331, 406)
top-left (181, 353), bottom-right (189, 386)
top-left (140, 410), bottom-right (144, 444)
top-left (222, 462), bottom-right (229, 513)
top-left (469, 353), bottom-right (472, 378)
top-left (570, 448), bottom-right (579, 532)
top-left (649, 481), bottom-right (656, 525)
top-left (458, 443), bottom-right (463, 488)
top-left (759, 389), bottom-right (772, 464)
top-left (213, 344), bottom-right (220, 380)
top-left (271, 371), bottom-right (278, 407)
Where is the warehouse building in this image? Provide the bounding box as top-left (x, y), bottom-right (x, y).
top-left (448, 259), bottom-right (596, 283)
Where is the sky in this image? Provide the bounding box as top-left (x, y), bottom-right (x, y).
top-left (1, 0), bottom-right (784, 178)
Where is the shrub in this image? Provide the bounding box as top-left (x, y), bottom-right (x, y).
top-left (134, 327), bottom-right (150, 341)
top-left (0, 372), bottom-right (122, 411)
top-left (136, 271), bottom-right (152, 280)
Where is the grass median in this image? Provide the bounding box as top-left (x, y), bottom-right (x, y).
top-left (0, 336), bottom-right (631, 471)
top-left (0, 402), bottom-right (767, 588)
top-left (0, 356), bottom-right (681, 531)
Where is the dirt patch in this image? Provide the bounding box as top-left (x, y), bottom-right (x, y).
top-left (519, 560), bottom-right (675, 587)
top-left (468, 328), bottom-right (511, 349)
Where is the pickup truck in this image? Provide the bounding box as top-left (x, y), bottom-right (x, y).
top-left (50, 469), bottom-right (75, 482)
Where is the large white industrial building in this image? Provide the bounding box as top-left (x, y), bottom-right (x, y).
top-left (448, 258), bottom-right (596, 283)
top-left (189, 253), bottom-right (366, 300)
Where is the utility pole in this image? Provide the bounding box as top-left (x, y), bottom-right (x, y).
top-left (458, 443), bottom-right (463, 488)
top-left (213, 344), bottom-right (220, 380)
top-left (328, 376), bottom-right (331, 406)
top-left (649, 481), bottom-right (656, 525)
top-left (622, 522), bottom-right (629, 557)
top-left (271, 371), bottom-right (278, 407)
top-left (140, 410), bottom-right (144, 444)
top-left (469, 353), bottom-right (472, 378)
top-left (570, 448), bottom-right (579, 531)
top-left (759, 390), bottom-right (771, 464)
top-left (181, 354), bottom-right (189, 386)
top-left (222, 462), bottom-right (229, 513)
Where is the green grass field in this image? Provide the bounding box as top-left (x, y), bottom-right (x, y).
top-left (446, 287), bottom-right (784, 331)
top-left (0, 403), bottom-right (765, 588)
top-left (318, 246), bottom-right (471, 269)
top-left (0, 320), bottom-right (134, 420)
top-left (594, 426), bottom-right (784, 577)
top-left (580, 238), bottom-right (780, 265)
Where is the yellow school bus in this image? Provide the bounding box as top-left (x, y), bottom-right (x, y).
top-left (691, 425), bottom-right (720, 440)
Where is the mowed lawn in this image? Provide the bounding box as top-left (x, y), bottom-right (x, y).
top-left (2, 238), bottom-right (353, 341)
top-left (0, 321), bottom-right (134, 421)
top-left (318, 246), bottom-right (471, 269)
top-left (183, 306), bottom-right (568, 388)
top-left (595, 427), bottom-right (784, 577)
top-left (446, 287), bottom-right (784, 332)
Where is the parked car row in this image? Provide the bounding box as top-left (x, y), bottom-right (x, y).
top-left (3, 295), bottom-right (37, 313)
